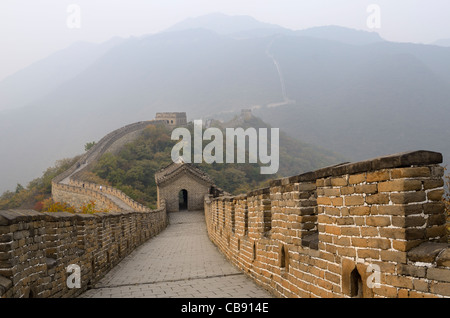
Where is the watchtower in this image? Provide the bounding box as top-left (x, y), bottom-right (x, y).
top-left (155, 159), bottom-right (215, 212)
top-left (155, 112), bottom-right (187, 127)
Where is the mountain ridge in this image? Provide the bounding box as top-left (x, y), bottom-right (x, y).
top-left (0, 13), bottom-right (448, 193)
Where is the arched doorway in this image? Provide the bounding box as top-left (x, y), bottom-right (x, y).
top-left (179, 189), bottom-right (188, 211)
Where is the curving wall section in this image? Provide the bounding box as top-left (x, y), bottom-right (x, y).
top-left (52, 121), bottom-right (161, 212)
top-left (0, 204), bottom-right (167, 298)
top-left (0, 120), bottom-right (172, 298)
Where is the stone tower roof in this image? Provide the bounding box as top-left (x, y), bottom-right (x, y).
top-left (155, 160), bottom-right (215, 186)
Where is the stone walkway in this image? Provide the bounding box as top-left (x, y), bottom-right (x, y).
top-left (80, 211), bottom-right (273, 298)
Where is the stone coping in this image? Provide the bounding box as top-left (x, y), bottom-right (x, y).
top-left (0, 209), bottom-right (165, 226)
top-left (408, 242), bottom-right (449, 264)
top-left (270, 150), bottom-right (442, 187)
top-left (208, 150), bottom-right (443, 201)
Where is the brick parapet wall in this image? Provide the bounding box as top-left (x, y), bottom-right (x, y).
top-left (0, 203), bottom-right (167, 298)
top-left (68, 180), bottom-right (151, 212)
top-left (52, 182), bottom-right (122, 212)
top-left (205, 151), bottom-right (450, 298)
top-left (52, 121), bottom-right (159, 212)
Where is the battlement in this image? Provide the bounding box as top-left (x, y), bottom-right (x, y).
top-left (155, 112), bottom-right (187, 127)
top-left (205, 150), bottom-right (450, 298)
top-left (0, 206), bottom-right (167, 298)
top-left (1, 115), bottom-right (449, 298)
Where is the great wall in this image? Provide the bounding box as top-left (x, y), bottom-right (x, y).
top-left (204, 150), bottom-right (450, 298)
top-left (0, 115), bottom-right (449, 298)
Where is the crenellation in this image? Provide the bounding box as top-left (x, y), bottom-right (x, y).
top-left (0, 205), bottom-right (167, 298)
top-left (2, 114), bottom-right (449, 299)
top-left (205, 150), bottom-right (450, 298)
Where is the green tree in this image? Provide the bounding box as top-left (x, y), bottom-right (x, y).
top-left (85, 141), bottom-right (96, 151)
top-left (0, 156), bottom-right (80, 210)
top-left (15, 183), bottom-right (24, 194)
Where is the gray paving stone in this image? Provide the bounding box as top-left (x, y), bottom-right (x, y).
top-left (80, 210), bottom-right (272, 298)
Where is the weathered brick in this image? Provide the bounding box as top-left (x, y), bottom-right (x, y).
top-left (427, 214), bottom-right (446, 226)
top-left (351, 237), bottom-right (368, 247)
top-left (367, 238), bottom-right (391, 250)
top-left (392, 216), bottom-right (426, 228)
top-left (426, 225), bottom-right (447, 239)
top-left (349, 206), bottom-right (370, 216)
top-left (336, 246), bottom-right (356, 257)
top-left (325, 225), bottom-right (341, 236)
top-left (391, 167), bottom-right (430, 179)
top-left (436, 248), bottom-right (450, 267)
top-left (340, 227), bottom-right (360, 236)
top-left (355, 184), bottom-right (378, 194)
top-left (378, 180), bottom-right (423, 192)
top-left (366, 216), bottom-right (391, 227)
top-left (325, 271), bottom-right (340, 284)
top-left (379, 228), bottom-right (406, 240)
top-left (331, 177), bottom-right (348, 187)
top-left (427, 189), bottom-right (444, 201)
top-left (344, 196), bottom-right (365, 206)
top-left (429, 282), bottom-right (450, 297)
top-left (335, 236), bottom-right (351, 246)
top-left (366, 170), bottom-right (390, 183)
top-left (365, 193), bottom-right (390, 205)
top-left (298, 183), bottom-right (316, 191)
top-left (348, 174), bottom-right (366, 185)
top-left (427, 268), bottom-right (450, 283)
top-left (398, 264), bottom-right (426, 278)
top-left (375, 285), bottom-right (397, 298)
top-left (393, 240), bottom-right (422, 252)
top-left (323, 207), bottom-right (340, 216)
top-left (405, 228), bottom-right (426, 240)
top-left (386, 275), bottom-right (414, 289)
top-left (373, 205), bottom-right (405, 216)
top-left (398, 289), bottom-right (409, 298)
top-left (331, 197), bottom-right (343, 207)
top-left (430, 166), bottom-right (444, 178)
top-left (353, 216), bottom-right (365, 226)
top-left (390, 192), bottom-right (426, 204)
top-left (380, 250), bottom-right (407, 263)
top-left (323, 188), bottom-right (340, 197)
top-left (340, 186), bottom-right (355, 195)
top-left (423, 202), bottom-right (445, 215)
top-left (360, 227), bottom-right (379, 237)
top-left (357, 249), bottom-right (379, 259)
top-left (318, 215), bottom-right (333, 224)
top-left (317, 197), bottom-right (332, 206)
top-left (316, 179), bottom-right (325, 187)
top-left (336, 217), bottom-right (354, 226)
top-left (0, 226), bottom-right (12, 235)
top-left (413, 279), bottom-right (429, 292)
top-left (423, 179), bottom-right (444, 190)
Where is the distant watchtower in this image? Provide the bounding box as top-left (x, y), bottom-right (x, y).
top-left (155, 112), bottom-right (187, 127)
top-left (241, 109), bottom-right (252, 120)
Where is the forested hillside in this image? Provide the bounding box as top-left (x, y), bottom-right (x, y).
top-left (79, 115), bottom-right (345, 208)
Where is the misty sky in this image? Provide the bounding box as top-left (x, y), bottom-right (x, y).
top-left (1, 0), bottom-right (450, 81)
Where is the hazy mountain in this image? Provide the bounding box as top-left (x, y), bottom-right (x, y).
top-left (0, 13), bottom-right (449, 193)
top-left (295, 25), bottom-right (384, 45)
top-left (254, 36), bottom-right (450, 161)
top-left (164, 12), bottom-right (288, 36)
top-left (433, 38), bottom-right (450, 47)
top-left (0, 37), bottom-right (124, 112)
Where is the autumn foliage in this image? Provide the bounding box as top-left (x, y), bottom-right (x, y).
top-left (41, 198), bottom-right (76, 213)
top-left (0, 157), bottom-right (80, 210)
top-left (39, 198), bottom-right (108, 214)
